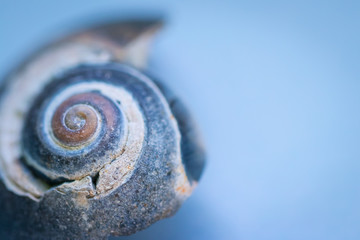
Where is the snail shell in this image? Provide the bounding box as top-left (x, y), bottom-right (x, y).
top-left (0, 19), bottom-right (205, 239)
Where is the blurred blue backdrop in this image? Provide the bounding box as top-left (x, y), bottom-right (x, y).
top-left (1, 1), bottom-right (360, 239)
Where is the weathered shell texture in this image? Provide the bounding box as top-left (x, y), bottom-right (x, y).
top-left (0, 19), bottom-right (205, 239)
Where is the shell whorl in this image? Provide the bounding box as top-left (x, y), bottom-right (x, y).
top-left (23, 73), bottom-right (131, 181)
top-left (22, 64), bottom-right (156, 189)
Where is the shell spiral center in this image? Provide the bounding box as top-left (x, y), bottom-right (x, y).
top-left (52, 96), bottom-right (100, 147)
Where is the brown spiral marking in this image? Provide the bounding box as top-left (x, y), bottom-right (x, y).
top-left (51, 92), bottom-right (117, 147)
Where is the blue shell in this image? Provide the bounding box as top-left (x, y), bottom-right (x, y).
top-left (0, 20), bottom-right (205, 239)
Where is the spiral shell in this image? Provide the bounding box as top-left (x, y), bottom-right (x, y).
top-left (0, 19), bottom-right (205, 239)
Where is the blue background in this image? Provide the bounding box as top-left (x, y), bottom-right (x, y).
top-left (1, 1), bottom-right (359, 239)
